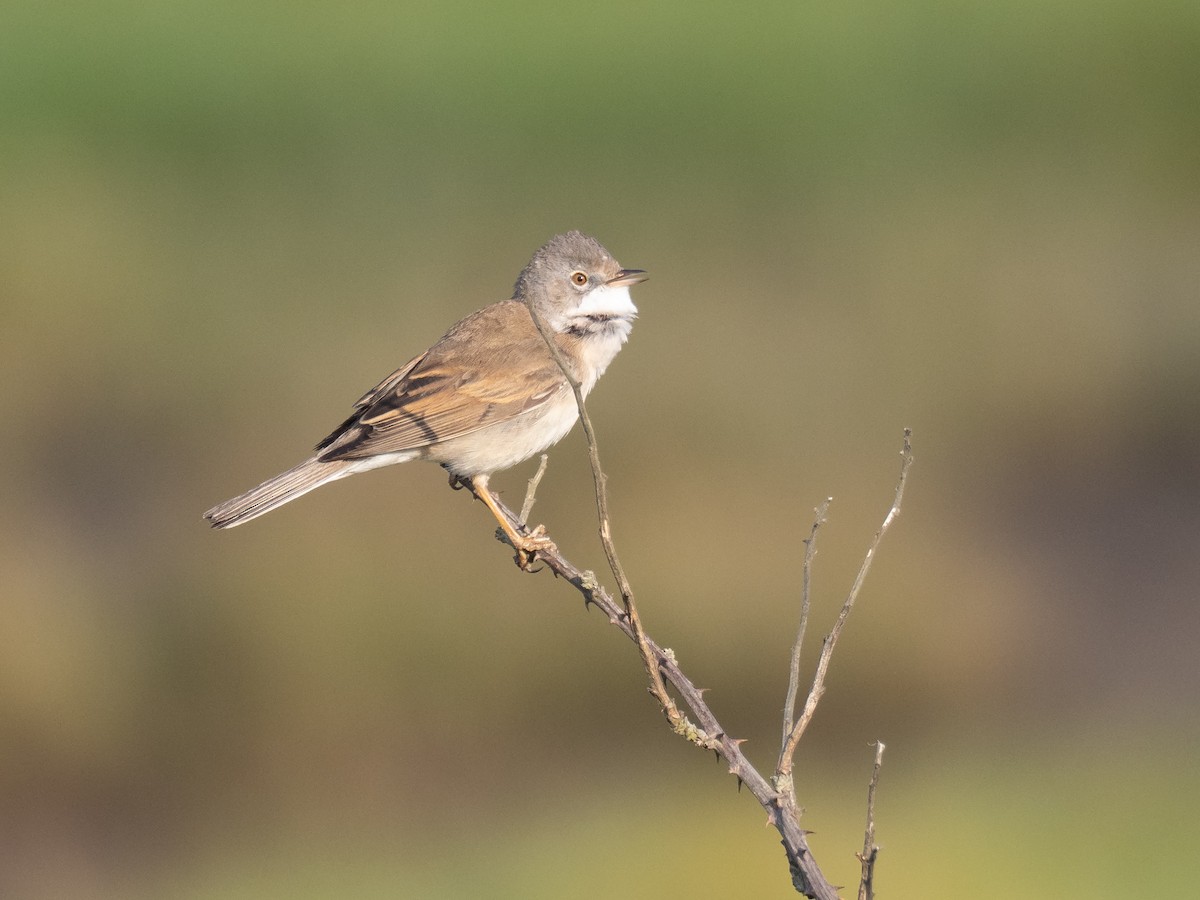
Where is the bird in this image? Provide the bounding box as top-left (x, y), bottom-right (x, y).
top-left (202, 230), bottom-right (646, 559)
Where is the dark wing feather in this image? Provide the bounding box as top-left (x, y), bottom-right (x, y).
top-left (313, 353), bottom-right (425, 453)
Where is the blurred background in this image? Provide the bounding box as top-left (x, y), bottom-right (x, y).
top-left (2, 1), bottom-right (1198, 896)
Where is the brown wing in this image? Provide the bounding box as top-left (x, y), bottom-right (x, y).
top-left (315, 301), bottom-right (567, 461)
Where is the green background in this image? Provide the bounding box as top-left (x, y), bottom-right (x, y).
top-left (3, 1), bottom-right (1198, 896)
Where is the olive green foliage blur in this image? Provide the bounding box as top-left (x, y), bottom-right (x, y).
top-left (2, 1), bottom-right (1198, 897)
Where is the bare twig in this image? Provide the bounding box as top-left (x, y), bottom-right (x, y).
top-left (458, 429), bottom-right (911, 897)
top-left (519, 454), bottom-right (550, 525)
top-left (456, 480), bottom-right (841, 899)
top-left (484, 300), bottom-right (912, 895)
top-left (523, 302), bottom-right (681, 726)
top-left (857, 741), bottom-right (885, 900)
top-left (779, 429), bottom-right (913, 776)
top-left (781, 498), bottom-right (831, 754)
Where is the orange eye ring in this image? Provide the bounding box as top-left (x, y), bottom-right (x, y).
top-left (570, 271), bottom-right (588, 286)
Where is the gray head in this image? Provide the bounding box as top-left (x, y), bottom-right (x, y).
top-left (512, 231), bottom-right (647, 329)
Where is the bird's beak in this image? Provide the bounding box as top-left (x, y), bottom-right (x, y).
top-left (607, 268), bottom-right (649, 287)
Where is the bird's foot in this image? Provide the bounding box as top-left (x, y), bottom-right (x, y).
top-left (507, 524), bottom-right (556, 571)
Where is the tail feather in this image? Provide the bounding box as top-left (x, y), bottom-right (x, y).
top-left (203, 457), bottom-right (354, 528)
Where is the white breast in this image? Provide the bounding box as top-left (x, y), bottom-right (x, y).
top-left (431, 388), bottom-right (581, 476)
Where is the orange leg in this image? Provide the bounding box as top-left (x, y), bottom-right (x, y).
top-left (469, 474), bottom-right (555, 562)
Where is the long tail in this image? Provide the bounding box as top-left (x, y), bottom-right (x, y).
top-left (203, 457), bottom-right (356, 528)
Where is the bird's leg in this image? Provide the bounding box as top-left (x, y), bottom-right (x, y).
top-left (467, 474), bottom-right (555, 567)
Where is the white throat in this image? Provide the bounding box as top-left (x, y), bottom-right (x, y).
top-left (562, 283), bottom-right (638, 394)
top-left (577, 283), bottom-right (638, 320)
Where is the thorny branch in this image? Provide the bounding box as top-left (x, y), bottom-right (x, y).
top-left (474, 303), bottom-right (915, 898)
top-left (459, 477), bottom-right (841, 898)
top-left (523, 303), bottom-right (681, 727)
top-left (459, 428), bottom-right (912, 897)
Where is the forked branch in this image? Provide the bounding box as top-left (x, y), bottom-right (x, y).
top-left (779, 429), bottom-right (913, 779)
top-left (459, 428), bottom-right (912, 897)
top-left (480, 300), bottom-right (914, 898)
top-left (459, 478), bottom-right (840, 899)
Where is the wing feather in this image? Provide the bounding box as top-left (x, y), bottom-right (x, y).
top-left (315, 301), bottom-right (567, 461)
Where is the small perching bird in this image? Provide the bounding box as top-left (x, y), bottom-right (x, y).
top-left (203, 231), bottom-right (646, 556)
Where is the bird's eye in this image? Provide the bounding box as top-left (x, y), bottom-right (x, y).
top-left (570, 271), bottom-right (588, 286)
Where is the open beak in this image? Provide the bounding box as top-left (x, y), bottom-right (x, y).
top-left (607, 268), bottom-right (649, 287)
